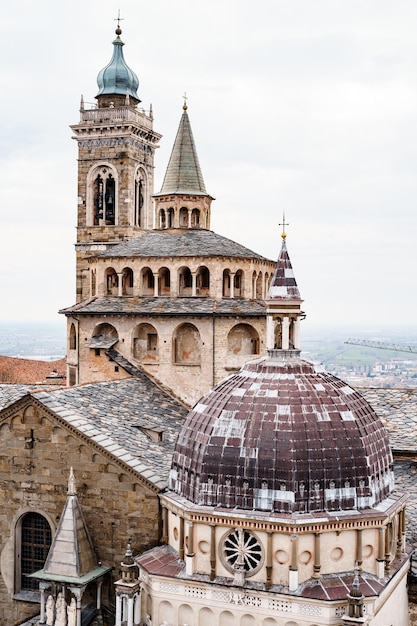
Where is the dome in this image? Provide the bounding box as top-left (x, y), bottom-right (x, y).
top-left (96, 28), bottom-right (140, 102)
top-left (170, 355), bottom-right (394, 514)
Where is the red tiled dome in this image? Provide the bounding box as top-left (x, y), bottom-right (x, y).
top-left (170, 356), bottom-right (394, 513)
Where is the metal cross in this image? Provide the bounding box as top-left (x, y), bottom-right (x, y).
top-left (183, 92), bottom-right (188, 107)
top-left (279, 212), bottom-right (289, 236)
top-left (114, 10), bottom-right (124, 28)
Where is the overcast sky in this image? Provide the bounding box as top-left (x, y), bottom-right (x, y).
top-left (1, 0), bottom-right (416, 333)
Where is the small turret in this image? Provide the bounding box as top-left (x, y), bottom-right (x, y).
top-left (265, 218), bottom-right (305, 355)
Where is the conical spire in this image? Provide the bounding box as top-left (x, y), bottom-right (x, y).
top-left (43, 468), bottom-right (98, 578)
top-left (96, 25), bottom-right (140, 103)
top-left (267, 233), bottom-right (302, 301)
top-left (156, 104), bottom-right (208, 196)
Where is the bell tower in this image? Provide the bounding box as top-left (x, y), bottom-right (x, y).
top-left (71, 24), bottom-right (161, 302)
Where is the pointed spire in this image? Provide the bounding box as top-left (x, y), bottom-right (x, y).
top-left (267, 230), bottom-right (302, 301)
top-left (156, 104), bottom-right (208, 196)
top-left (43, 469), bottom-right (98, 578)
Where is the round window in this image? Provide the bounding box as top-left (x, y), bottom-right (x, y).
top-left (220, 529), bottom-right (263, 576)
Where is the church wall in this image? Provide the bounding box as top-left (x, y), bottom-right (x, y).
top-left (0, 399), bottom-right (160, 624)
top-left (70, 313), bottom-right (266, 405)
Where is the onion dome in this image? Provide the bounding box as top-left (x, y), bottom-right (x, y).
top-left (169, 355), bottom-right (394, 514)
top-left (96, 26), bottom-right (140, 103)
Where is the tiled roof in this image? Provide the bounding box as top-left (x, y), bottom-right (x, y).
top-left (26, 377), bottom-right (187, 490)
top-left (60, 296), bottom-right (266, 317)
top-left (96, 229), bottom-right (269, 260)
top-left (171, 356), bottom-right (394, 513)
top-left (267, 237), bottom-right (301, 300)
top-left (0, 356), bottom-right (66, 384)
top-left (394, 460), bottom-right (417, 544)
top-left (154, 109), bottom-right (208, 197)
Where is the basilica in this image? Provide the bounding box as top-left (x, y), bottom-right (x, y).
top-left (0, 23), bottom-right (413, 626)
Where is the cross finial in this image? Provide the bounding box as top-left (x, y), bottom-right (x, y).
top-left (279, 212), bottom-right (289, 239)
top-left (114, 10), bottom-right (124, 34)
top-left (183, 92), bottom-right (188, 111)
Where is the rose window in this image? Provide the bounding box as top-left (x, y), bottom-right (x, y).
top-left (221, 529), bottom-right (263, 575)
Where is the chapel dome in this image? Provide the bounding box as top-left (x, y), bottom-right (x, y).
top-left (169, 355), bottom-right (394, 514)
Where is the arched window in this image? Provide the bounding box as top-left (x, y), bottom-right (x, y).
top-left (191, 208), bottom-right (200, 227)
top-left (94, 173), bottom-right (115, 225)
top-left (122, 267), bottom-right (134, 295)
top-left (134, 170), bottom-right (146, 227)
top-left (223, 269), bottom-right (231, 297)
top-left (234, 270), bottom-right (244, 297)
top-left (141, 268), bottom-right (155, 296)
top-left (178, 267), bottom-right (192, 296)
top-left (196, 266), bottom-right (210, 296)
top-left (69, 323), bottom-right (77, 350)
top-left (18, 513), bottom-right (52, 591)
top-left (92, 323), bottom-right (118, 343)
top-left (173, 323), bottom-right (201, 364)
top-left (167, 207), bottom-right (174, 228)
top-left (227, 324), bottom-right (260, 356)
top-left (105, 268), bottom-right (118, 296)
top-left (158, 267), bottom-right (171, 295)
top-left (179, 207), bottom-right (188, 228)
top-left (133, 323), bottom-right (159, 362)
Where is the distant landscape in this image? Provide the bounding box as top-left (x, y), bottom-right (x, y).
top-left (0, 321), bottom-right (416, 388)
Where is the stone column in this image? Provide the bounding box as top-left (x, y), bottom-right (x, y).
top-left (127, 595), bottom-right (134, 626)
top-left (179, 516), bottom-right (185, 561)
top-left (115, 593), bottom-right (122, 626)
top-left (376, 527), bottom-right (385, 579)
top-left (289, 534), bottom-right (299, 591)
top-left (134, 593), bottom-right (141, 625)
top-left (117, 273), bottom-right (124, 297)
top-left (230, 272), bottom-right (235, 299)
top-left (313, 532), bottom-right (321, 579)
top-left (210, 525), bottom-right (216, 581)
top-left (96, 579), bottom-right (103, 609)
top-left (153, 273), bottom-right (159, 297)
top-left (293, 318), bottom-right (301, 350)
top-left (266, 315), bottom-right (275, 351)
top-left (282, 317), bottom-right (290, 350)
top-left (265, 532), bottom-right (273, 590)
top-left (356, 529), bottom-right (363, 571)
top-left (385, 522), bottom-right (392, 573)
top-left (188, 209), bottom-right (192, 228)
top-left (186, 521), bottom-right (195, 576)
top-left (191, 272), bottom-right (197, 297)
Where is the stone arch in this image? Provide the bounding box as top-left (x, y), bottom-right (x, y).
top-left (234, 269), bottom-right (244, 297)
top-left (262, 619), bottom-right (279, 626)
top-left (227, 324), bottom-right (260, 356)
top-left (69, 323), bottom-right (77, 350)
top-left (91, 323), bottom-right (118, 353)
top-left (178, 266), bottom-right (192, 296)
top-left (284, 622), bottom-right (299, 626)
top-left (133, 323), bottom-right (159, 362)
top-left (141, 267), bottom-right (155, 296)
top-left (134, 166), bottom-right (147, 227)
top-left (191, 208), bottom-right (201, 227)
top-left (179, 206), bottom-right (188, 227)
top-left (86, 163), bottom-right (118, 226)
top-left (158, 600), bottom-right (174, 625)
top-left (199, 607), bottom-right (215, 624)
top-left (104, 267), bottom-right (118, 296)
top-left (264, 271), bottom-right (270, 296)
top-left (158, 267), bottom-right (171, 296)
top-left (196, 266), bottom-right (210, 296)
top-left (241, 615), bottom-right (256, 626)
top-left (173, 323), bottom-right (201, 364)
top-left (121, 267), bottom-right (134, 295)
top-left (219, 610), bottom-right (236, 626)
top-left (178, 603), bottom-right (194, 625)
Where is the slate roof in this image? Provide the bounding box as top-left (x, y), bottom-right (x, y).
top-left (0, 384), bottom-right (53, 412)
top-left (1, 377), bottom-right (187, 491)
top-left (60, 296), bottom-right (266, 317)
top-left (154, 108), bottom-right (208, 197)
top-left (96, 229), bottom-right (270, 260)
top-left (360, 387), bottom-right (417, 452)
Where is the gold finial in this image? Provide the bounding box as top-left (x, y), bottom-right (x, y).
top-left (183, 92), bottom-right (188, 111)
top-left (279, 212), bottom-right (289, 239)
top-left (114, 10), bottom-right (124, 37)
